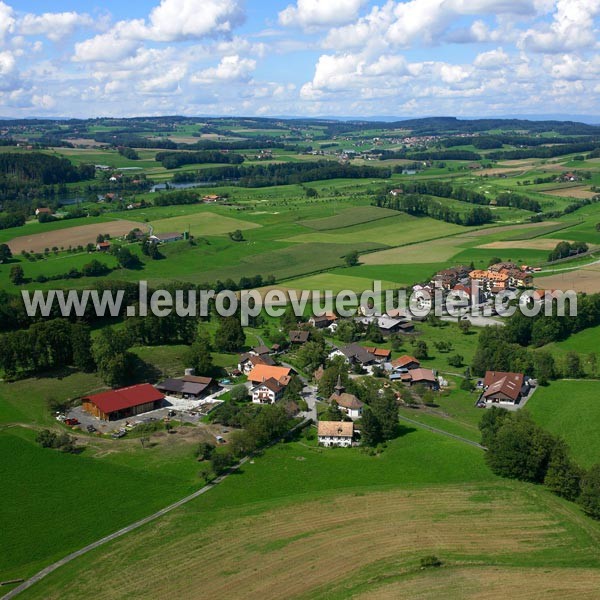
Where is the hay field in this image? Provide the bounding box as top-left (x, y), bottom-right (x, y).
top-left (361, 237), bottom-right (466, 265)
top-left (541, 186), bottom-right (597, 199)
top-left (478, 239), bottom-right (576, 250)
top-left (355, 567), bottom-right (600, 600)
top-left (300, 206), bottom-right (399, 230)
top-left (21, 483), bottom-right (600, 600)
top-left (151, 211), bottom-right (261, 236)
top-left (6, 220), bottom-right (147, 253)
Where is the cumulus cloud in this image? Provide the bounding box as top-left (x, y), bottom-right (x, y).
top-left (191, 55), bottom-right (256, 83)
top-left (19, 12), bottom-right (94, 42)
top-left (474, 48), bottom-right (510, 68)
top-left (521, 0), bottom-right (600, 53)
top-left (74, 32), bottom-right (141, 62)
top-left (279, 0), bottom-right (368, 28)
top-left (0, 1), bottom-right (15, 41)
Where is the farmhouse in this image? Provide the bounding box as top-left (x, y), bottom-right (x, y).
top-left (308, 312), bottom-right (337, 329)
top-left (332, 343), bottom-right (374, 366)
top-left (247, 364), bottom-right (292, 386)
top-left (202, 194), bottom-right (223, 203)
top-left (318, 421), bottom-right (354, 447)
top-left (251, 377), bottom-right (285, 404)
top-left (155, 375), bottom-right (216, 399)
top-left (96, 241), bottom-right (111, 252)
top-left (289, 330), bottom-right (310, 344)
top-left (82, 384), bottom-right (164, 421)
top-left (481, 371), bottom-right (529, 405)
top-left (250, 345), bottom-right (271, 357)
top-left (392, 355), bottom-right (420, 371)
top-left (404, 368), bottom-right (438, 389)
top-left (35, 207), bottom-right (52, 216)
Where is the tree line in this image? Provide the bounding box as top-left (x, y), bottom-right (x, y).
top-left (156, 150), bottom-right (245, 169)
top-left (0, 153), bottom-right (94, 185)
top-left (481, 408), bottom-right (600, 519)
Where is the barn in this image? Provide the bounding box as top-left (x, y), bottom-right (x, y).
top-left (81, 384), bottom-right (165, 421)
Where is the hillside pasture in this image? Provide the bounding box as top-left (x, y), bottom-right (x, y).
top-left (6, 220), bottom-right (147, 254)
top-left (540, 186), bottom-right (597, 199)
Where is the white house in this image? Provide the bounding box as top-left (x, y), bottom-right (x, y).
top-left (329, 376), bottom-right (364, 420)
top-left (251, 377), bottom-right (284, 404)
top-left (318, 421), bottom-right (354, 447)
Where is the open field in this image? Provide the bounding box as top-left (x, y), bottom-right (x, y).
top-left (535, 263), bottom-right (600, 293)
top-left (355, 566), bottom-right (600, 599)
top-left (6, 220), bottom-right (147, 253)
top-left (478, 239), bottom-right (577, 250)
top-left (283, 272), bottom-right (401, 294)
top-left (286, 215), bottom-right (466, 246)
top-left (361, 236), bottom-right (465, 265)
top-left (541, 186), bottom-right (598, 199)
top-left (150, 211), bottom-right (261, 236)
top-left (527, 380), bottom-right (600, 468)
top-left (17, 434), bottom-right (600, 600)
top-left (299, 206), bottom-right (399, 230)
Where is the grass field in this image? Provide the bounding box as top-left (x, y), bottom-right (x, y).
top-left (299, 206), bottom-right (399, 230)
top-left (527, 380), bottom-right (600, 467)
top-left (15, 428), bottom-right (600, 600)
top-left (151, 211), bottom-right (262, 236)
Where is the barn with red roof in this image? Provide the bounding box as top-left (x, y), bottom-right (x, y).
top-left (81, 384), bottom-right (164, 421)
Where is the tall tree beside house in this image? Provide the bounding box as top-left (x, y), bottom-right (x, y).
top-left (317, 357), bottom-right (349, 397)
top-left (413, 340), bottom-right (429, 360)
top-left (533, 351), bottom-right (556, 385)
top-left (185, 332), bottom-right (213, 376)
top-left (214, 316), bottom-right (246, 352)
top-left (296, 339), bottom-right (328, 373)
top-left (328, 399), bottom-right (343, 421)
top-left (370, 387), bottom-right (399, 441)
top-left (578, 464), bottom-right (600, 519)
top-left (361, 407), bottom-right (382, 447)
top-left (71, 323), bottom-right (95, 372)
top-left (564, 351), bottom-right (584, 378)
top-left (280, 304), bottom-right (299, 331)
top-left (283, 375), bottom-right (303, 401)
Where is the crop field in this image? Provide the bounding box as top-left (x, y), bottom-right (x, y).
top-left (6, 220), bottom-right (147, 253)
top-left (541, 186), bottom-right (598, 199)
top-left (300, 206), bottom-right (404, 230)
top-left (16, 429), bottom-right (600, 600)
top-left (478, 239), bottom-right (578, 250)
top-left (527, 380), bottom-right (600, 468)
top-left (283, 272), bottom-right (401, 294)
top-left (150, 211), bottom-right (262, 236)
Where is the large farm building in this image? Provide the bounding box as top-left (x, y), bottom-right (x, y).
top-left (82, 384), bottom-right (165, 421)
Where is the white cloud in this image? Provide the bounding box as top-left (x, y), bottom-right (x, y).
top-left (0, 1), bottom-right (15, 41)
top-left (0, 48), bottom-right (14, 74)
top-left (521, 0), bottom-right (600, 53)
top-left (74, 32), bottom-right (141, 62)
top-left (474, 48), bottom-right (510, 68)
top-left (191, 55), bottom-right (256, 83)
top-left (279, 0), bottom-right (368, 28)
top-left (19, 12), bottom-right (94, 42)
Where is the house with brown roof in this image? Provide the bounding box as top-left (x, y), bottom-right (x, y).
top-left (405, 368), bottom-right (438, 389)
top-left (35, 207), bottom-right (52, 216)
top-left (289, 330), bottom-right (310, 344)
top-left (82, 384), bottom-right (164, 421)
top-left (392, 355), bottom-right (420, 371)
top-left (329, 376), bottom-right (364, 419)
top-left (318, 421), bottom-right (354, 447)
top-left (238, 353), bottom-right (275, 374)
top-left (156, 375), bottom-right (216, 399)
top-left (252, 377), bottom-right (285, 404)
top-left (365, 347), bottom-right (392, 363)
top-left (481, 371), bottom-right (529, 405)
top-left (308, 313), bottom-right (337, 329)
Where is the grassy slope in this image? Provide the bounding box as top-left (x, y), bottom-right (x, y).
top-left (16, 429), bottom-right (600, 600)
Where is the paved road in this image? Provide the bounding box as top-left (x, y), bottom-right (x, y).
top-left (398, 414), bottom-right (487, 450)
top-left (1, 420), bottom-right (310, 600)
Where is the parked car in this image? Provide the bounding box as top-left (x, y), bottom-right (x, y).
top-left (86, 424), bottom-right (96, 433)
top-left (111, 430), bottom-right (127, 439)
top-left (64, 418), bottom-right (79, 426)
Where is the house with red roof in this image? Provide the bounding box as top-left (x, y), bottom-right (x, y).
top-left (81, 384), bottom-right (164, 421)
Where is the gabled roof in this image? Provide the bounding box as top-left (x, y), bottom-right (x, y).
top-left (289, 330), bottom-right (310, 343)
top-left (392, 355), bottom-right (420, 369)
top-left (483, 371), bottom-right (524, 401)
top-left (330, 392), bottom-right (364, 410)
top-left (82, 384), bottom-right (164, 414)
top-left (338, 344), bottom-right (373, 364)
top-left (247, 364), bottom-right (292, 384)
top-left (408, 368), bottom-right (437, 383)
top-left (253, 377), bottom-right (284, 394)
top-left (239, 353), bottom-right (275, 367)
top-left (252, 345), bottom-right (271, 356)
top-left (365, 347), bottom-right (392, 358)
top-left (318, 421), bottom-right (354, 438)
top-left (156, 376), bottom-right (212, 396)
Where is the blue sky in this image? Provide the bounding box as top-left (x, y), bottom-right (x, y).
top-left (1, 0), bottom-right (599, 118)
